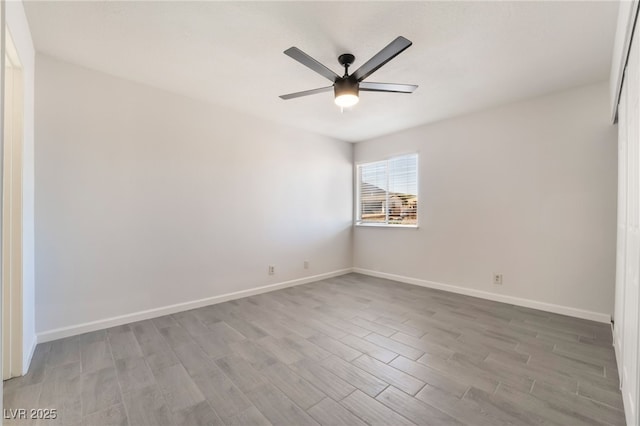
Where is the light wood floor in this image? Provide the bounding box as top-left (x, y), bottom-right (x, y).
top-left (3, 273), bottom-right (625, 425)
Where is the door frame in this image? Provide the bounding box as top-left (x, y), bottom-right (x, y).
top-left (2, 26), bottom-right (23, 380)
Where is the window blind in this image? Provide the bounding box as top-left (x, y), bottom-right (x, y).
top-left (357, 154), bottom-right (418, 226)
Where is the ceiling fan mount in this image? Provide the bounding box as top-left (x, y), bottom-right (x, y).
top-left (338, 53), bottom-right (356, 75)
top-left (280, 36), bottom-right (418, 108)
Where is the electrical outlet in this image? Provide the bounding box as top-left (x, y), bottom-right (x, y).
top-left (304, 260), bottom-right (309, 269)
top-left (493, 273), bottom-right (503, 285)
top-left (268, 265), bottom-right (275, 275)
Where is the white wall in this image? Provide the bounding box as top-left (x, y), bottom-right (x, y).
top-left (33, 53), bottom-right (617, 340)
top-left (5, 0), bottom-right (36, 373)
top-left (35, 54), bottom-right (353, 337)
top-left (354, 82), bottom-right (617, 320)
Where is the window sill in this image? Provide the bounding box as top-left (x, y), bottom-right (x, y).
top-left (355, 223), bottom-right (419, 229)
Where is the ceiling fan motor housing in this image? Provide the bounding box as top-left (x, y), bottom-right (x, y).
top-left (334, 77), bottom-right (359, 98)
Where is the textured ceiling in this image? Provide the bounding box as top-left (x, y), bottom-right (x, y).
top-left (23, 1), bottom-right (618, 142)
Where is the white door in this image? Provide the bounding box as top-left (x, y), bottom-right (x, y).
top-left (620, 26), bottom-right (640, 426)
top-left (615, 66), bottom-right (628, 372)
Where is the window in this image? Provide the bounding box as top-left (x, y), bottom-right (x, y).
top-left (356, 153), bottom-right (418, 226)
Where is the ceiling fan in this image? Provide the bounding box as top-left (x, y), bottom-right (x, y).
top-left (279, 36), bottom-right (418, 108)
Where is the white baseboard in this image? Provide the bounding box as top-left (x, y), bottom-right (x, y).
top-left (37, 268), bottom-right (353, 343)
top-left (36, 266), bottom-right (611, 343)
top-left (353, 268), bottom-right (611, 324)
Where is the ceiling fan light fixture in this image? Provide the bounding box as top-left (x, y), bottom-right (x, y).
top-left (335, 93), bottom-right (359, 108)
top-left (334, 79), bottom-right (359, 108)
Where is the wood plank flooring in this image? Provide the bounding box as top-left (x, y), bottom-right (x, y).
top-left (3, 273), bottom-right (625, 425)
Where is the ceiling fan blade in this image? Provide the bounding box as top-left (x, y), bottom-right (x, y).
top-left (279, 86), bottom-right (334, 100)
top-left (359, 82), bottom-right (418, 93)
top-left (284, 47), bottom-right (340, 82)
top-left (352, 36), bottom-right (413, 82)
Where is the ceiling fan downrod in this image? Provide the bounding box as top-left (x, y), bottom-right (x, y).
top-left (338, 53), bottom-right (355, 78)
